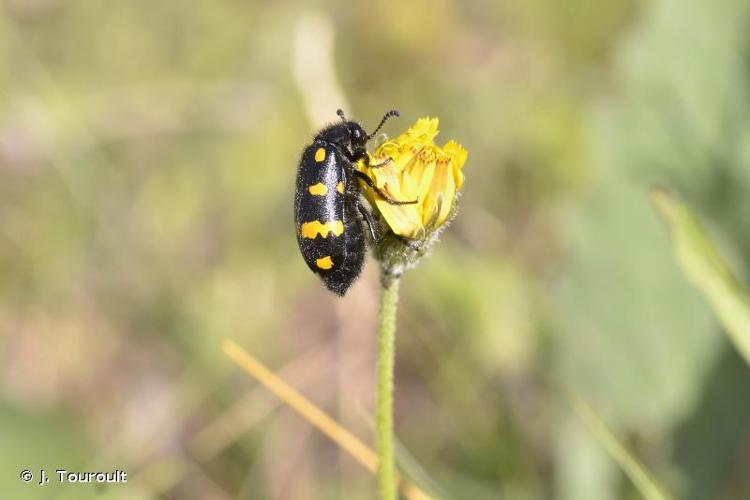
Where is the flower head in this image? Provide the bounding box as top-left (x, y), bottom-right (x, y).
top-left (357, 117), bottom-right (468, 240)
top-left (357, 117), bottom-right (467, 279)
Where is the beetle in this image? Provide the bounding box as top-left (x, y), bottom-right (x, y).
top-left (294, 109), bottom-right (415, 296)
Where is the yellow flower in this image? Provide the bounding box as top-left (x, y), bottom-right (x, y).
top-left (357, 117), bottom-right (468, 240)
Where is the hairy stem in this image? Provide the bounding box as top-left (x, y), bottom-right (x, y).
top-left (376, 275), bottom-right (400, 499)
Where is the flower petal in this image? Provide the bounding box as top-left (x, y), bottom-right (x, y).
top-left (423, 160), bottom-right (456, 227)
top-left (375, 199), bottom-right (423, 238)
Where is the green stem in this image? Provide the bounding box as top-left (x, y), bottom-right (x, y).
top-left (376, 274), bottom-right (400, 500)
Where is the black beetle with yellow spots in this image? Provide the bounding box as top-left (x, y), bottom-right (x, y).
top-left (294, 109), bottom-right (415, 296)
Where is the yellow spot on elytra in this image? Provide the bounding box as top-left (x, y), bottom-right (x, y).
top-left (300, 220), bottom-right (344, 239)
top-left (336, 182), bottom-right (345, 194)
top-left (315, 256), bottom-right (334, 270)
top-left (314, 147), bottom-right (326, 162)
top-left (308, 183), bottom-right (328, 195)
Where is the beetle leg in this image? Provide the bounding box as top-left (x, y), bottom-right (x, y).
top-left (349, 150), bottom-right (391, 167)
top-left (368, 157), bottom-right (393, 169)
top-left (353, 170), bottom-right (418, 205)
top-left (357, 201), bottom-right (379, 242)
top-left (347, 148), bottom-right (369, 163)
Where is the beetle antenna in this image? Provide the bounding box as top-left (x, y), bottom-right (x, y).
top-left (368, 109), bottom-right (400, 139)
top-left (337, 109), bottom-right (347, 122)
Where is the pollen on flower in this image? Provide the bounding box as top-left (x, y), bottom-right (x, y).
top-left (357, 117), bottom-right (467, 241)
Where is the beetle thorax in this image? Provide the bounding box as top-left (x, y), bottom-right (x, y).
top-left (316, 121), bottom-right (368, 155)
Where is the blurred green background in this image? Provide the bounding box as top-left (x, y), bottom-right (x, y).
top-left (2, 0), bottom-right (750, 499)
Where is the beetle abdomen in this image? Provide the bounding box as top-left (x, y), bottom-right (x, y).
top-left (318, 202), bottom-right (364, 295)
top-left (295, 142), bottom-right (365, 295)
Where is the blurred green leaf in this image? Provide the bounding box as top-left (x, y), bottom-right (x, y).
top-left (394, 434), bottom-right (451, 500)
top-left (652, 188), bottom-right (750, 366)
top-left (570, 392), bottom-right (672, 500)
